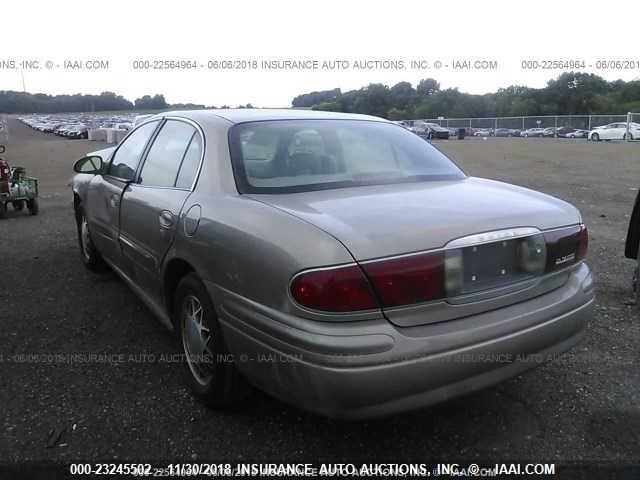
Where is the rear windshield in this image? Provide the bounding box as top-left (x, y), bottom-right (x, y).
top-left (228, 120), bottom-right (465, 193)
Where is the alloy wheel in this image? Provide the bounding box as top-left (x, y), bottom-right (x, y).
top-left (181, 294), bottom-right (214, 386)
top-left (80, 216), bottom-right (91, 261)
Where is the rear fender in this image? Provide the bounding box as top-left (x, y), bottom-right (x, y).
top-left (625, 190), bottom-right (640, 259)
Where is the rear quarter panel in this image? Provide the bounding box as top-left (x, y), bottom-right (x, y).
top-left (625, 189), bottom-right (640, 259)
top-left (165, 115), bottom-right (373, 321)
top-left (172, 193), bottom-right (356, 314)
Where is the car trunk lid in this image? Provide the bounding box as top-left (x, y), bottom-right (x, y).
top-left (249, 177), bottom-right (582, 326)
top-left (248, 177), bottom-right (580, 261)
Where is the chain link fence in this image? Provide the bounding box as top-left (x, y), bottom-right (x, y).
top-left (406, 113), bottom-right (638, 140)
top-left (629, 113), bottom-right (640, 140)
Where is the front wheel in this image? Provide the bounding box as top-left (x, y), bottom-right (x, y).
top-left (0, 201), bottom-right (6, 219)
top-left (175, 273), bottom-right (251, 407)
top-left (76, 209), bottom-right (108, 271)
top-left (591, 133), bottom-right (600, 142)
top-left (12, 200), bottom-right (25, 211)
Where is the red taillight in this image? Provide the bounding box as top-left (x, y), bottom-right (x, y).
top-left (362, 251), bottom-right (445, 307)
top-left (292, 225), bottom-right (587, 313)
top-left (577, 225), bottom-right (588, 260)
top-left (290, 265), bottom-right (379, 312)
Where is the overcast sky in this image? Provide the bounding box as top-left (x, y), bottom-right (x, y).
top-left (1, 0), bottom-right (637, 107)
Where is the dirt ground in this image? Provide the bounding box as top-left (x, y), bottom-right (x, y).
top-left (0, 119), bottom-right (638, 470)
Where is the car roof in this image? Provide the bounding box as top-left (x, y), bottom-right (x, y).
top-left (153, 108), bottom-right (388, 125)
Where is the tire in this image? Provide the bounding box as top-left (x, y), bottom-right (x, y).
top-left (26, 198), bottom-right (38, 215)
top-left (174, 273), bottom-right (251, 407)
top-left (0, 201), bottom-right (6, 219)
top-left (76, 208), bottom-right (108, 272)
top-left (12, 200), bottom-right (25, 211)
top-left (591, 133), bottom-right (600, 142)
top-left (635, 245), bottom-right (640, 306)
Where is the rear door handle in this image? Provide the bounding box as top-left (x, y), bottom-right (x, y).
top-left (159, 210), bottom-right (175, 230)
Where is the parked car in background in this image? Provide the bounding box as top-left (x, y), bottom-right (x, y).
top-left (70, 109), bottom-right (593, 419)
top-left (494, 128), bottom-right (521, 137)
top-left (43, 123), bottom-right (64, 134)
top-left (67, 125), bottom-right (89, 139)
top-left (473, 128), bottom-right (492, 137)
top-left (55, 125), bottom-right (76, 137)
top-left (411, 121), bottom-right (450, 139)
top-left (589, 122), bottom-right (640, 141)
top-left (542, 127), bottom-right (557, 138)
top-left (19, 113), bottom-right (140, 139)
top-left (392, 120), bottom-right (412, 130)
top-left (556, 127), bottom-right (577, 138)
top-left (565, 129), bottom-right (589, 138)
top-left (521, 128), bottom-right (545, 138)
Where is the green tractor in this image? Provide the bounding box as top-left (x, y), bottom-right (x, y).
top-left (0, 161), bottom-right (39, 219)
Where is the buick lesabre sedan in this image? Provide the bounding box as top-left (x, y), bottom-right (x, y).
top-left (71, 109), bottom-right (594, 418)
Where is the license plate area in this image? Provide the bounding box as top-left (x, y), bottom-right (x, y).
top-left (445, 234), bottom-right (547, 297)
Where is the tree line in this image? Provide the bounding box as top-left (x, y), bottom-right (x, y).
top-left (0, 91), bottom-right (169, 113)
top-left (293, 73), bottom-right (640, 119)
top-left (0, 91), bottom-right (232, 114)
top-left (3, 72), bottom-right (638, 117)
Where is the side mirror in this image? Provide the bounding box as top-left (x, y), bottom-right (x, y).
top-left (73, 155), bottom-right (103, 174)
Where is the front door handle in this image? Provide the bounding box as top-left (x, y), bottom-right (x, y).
top-left (159, 210), bottom-right (175, 230)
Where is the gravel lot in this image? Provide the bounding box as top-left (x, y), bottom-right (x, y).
top-left (0, 118), bottom-right (638, 470)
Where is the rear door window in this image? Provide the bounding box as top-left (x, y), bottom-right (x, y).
top-left (139, 120), bottom-right (196, 187)
top-left (175, 133), bottom-right (203, 189)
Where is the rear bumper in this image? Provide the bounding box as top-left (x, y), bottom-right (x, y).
top-left (214, 263), bottom-right (594, 419)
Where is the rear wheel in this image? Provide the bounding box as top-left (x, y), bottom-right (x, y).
top-left (635, 245), bottom-right (640, 305)
top-left (175, 273), bottom-right (251, 407)
top-left (26, 198), bottom-right (38, 215)
top-left (76, 209), bottom-right (108, 271)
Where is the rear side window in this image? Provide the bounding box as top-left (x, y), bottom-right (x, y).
top-left (175, 133), bottom-right (202, 189)
top-left (139, 120), bottom-right (196, 187)
top-left (109, 120), bottom-right (159, 180)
